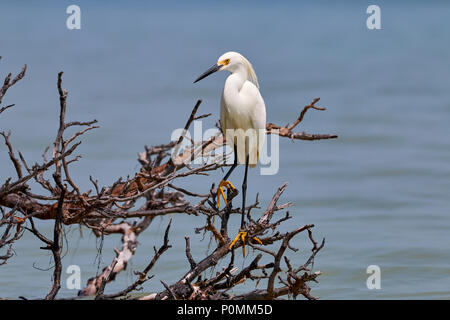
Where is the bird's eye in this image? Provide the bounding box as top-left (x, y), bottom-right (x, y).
top-left (219, 59), bottom-right (230, 66)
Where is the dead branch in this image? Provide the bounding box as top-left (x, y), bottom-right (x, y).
top-left (137, 182), bottom-right (325, 300)
top-left (0, 62), bottom-right (335, 300)
top-left (266, 97), bottom-right (338, 141)
top-left (95, 219), bottom-right (172, 300)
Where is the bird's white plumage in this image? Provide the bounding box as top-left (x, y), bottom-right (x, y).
top-left (218, 52), bottom-right (266, 168)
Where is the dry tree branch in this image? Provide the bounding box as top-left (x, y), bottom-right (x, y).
top-left (0, 62), bottom-right (27, 106)
top-left (78, 221), bottom-right (139, 296)
top-left (0, 63), bottom-right (335, 300)
top-left (0, 104), bottom-right (15, 116)
top-left (266, 97), bottom-right (338, 141)
top-left (44, 173), bottom-right (66, 300)
top-left (0, 207), bottom-right (25, 266)
top-left (25, 174), bottom-right (66, 300)
top-left (0, 61), bottom-right (27, 265)
top-left (95, 219), bottom-right (172, 300)
top-left (1, 130), bottom-right (23, 179)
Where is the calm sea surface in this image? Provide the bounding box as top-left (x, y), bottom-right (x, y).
top-left (0, 1), bottom-right (449, 299)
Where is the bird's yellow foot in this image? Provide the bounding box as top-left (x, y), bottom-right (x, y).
top-left (217, 180), bottom-right (236, 208)
top-left (228, 230), bottom-right (262, 256)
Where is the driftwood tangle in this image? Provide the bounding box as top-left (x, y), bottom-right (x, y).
top-left (0, 60), bottom-right (336, 300)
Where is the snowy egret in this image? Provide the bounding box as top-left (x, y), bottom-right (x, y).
top-left (194, 51), bottom-right (266, 254)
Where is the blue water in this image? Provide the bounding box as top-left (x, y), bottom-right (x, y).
top-left (1, 1), bottom-right (449, 299)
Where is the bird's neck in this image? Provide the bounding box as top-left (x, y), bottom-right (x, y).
top-left (226, 69), bottom-right (247, 92)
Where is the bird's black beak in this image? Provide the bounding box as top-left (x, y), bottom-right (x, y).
top-left (194, 64), bottom-right (221, 83)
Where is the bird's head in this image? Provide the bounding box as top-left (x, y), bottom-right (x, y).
top-left (194, 51), bottom-right (259, 88)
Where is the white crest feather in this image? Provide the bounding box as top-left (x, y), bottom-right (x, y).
top-left (239, 54), bottom-right (259, 88)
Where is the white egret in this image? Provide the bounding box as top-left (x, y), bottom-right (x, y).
top-left (194, 51), bottom-right (266, 254)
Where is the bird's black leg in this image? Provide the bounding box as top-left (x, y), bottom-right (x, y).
top-left (217, 145), bottom-right (238, 208)
top-left (222, 144), bottom-right (238, 182)
top-left (229, 153), bottom-right (261, 255)
top-left (240, 154), bottom-right (249, 229)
